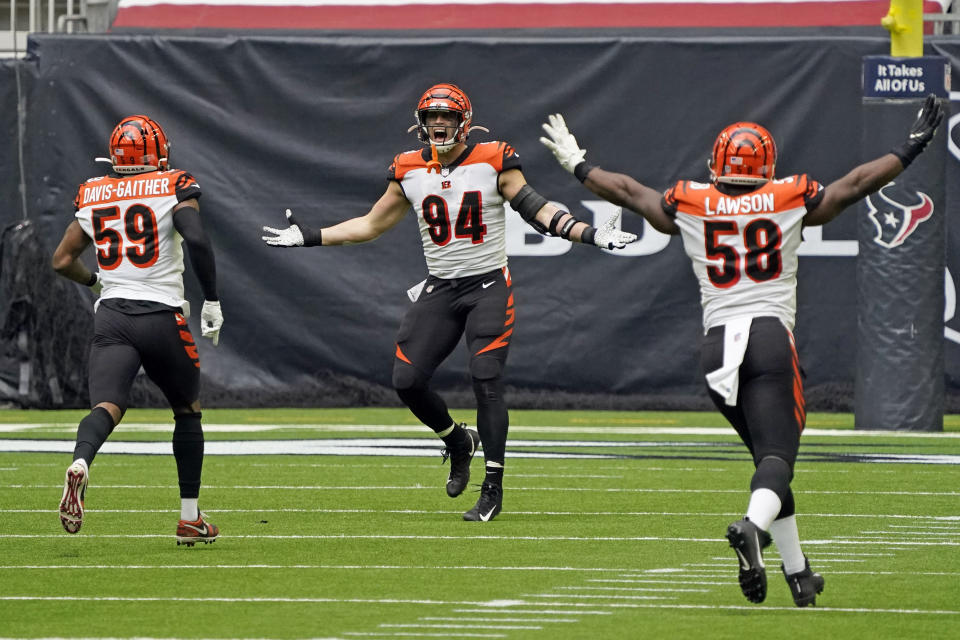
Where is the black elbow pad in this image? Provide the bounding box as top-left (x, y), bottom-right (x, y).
top-left (527, 218), bottom-right (548, 234)
top-left (509, 184), bottom-right (549, 222)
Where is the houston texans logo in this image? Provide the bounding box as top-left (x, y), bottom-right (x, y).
top-left (865, 182), bottom-right (934, 249)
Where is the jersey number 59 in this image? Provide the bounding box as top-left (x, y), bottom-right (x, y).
top-left (92, 205), bottom-right (160, 270)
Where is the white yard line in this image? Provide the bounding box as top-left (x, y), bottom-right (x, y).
top-left (0, 564), bottom-right (696, 571)
top-left (4, 508), bottom-right (958, 521)
top-left (3, 563), bottom-right (953, 577)
top-left (458, 600), bottom-right (960, 615)
top-left (1, 533), bottom-right (956, 546)
top-left (5, 483), bottom-right (960, 496)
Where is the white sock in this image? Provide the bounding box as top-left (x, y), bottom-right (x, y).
top-left (770, 515), bottom-right (807, 574)
top-left (745, 488), bottom-right (782, 531)
top-left (181, 498), bottom-right (199, 522)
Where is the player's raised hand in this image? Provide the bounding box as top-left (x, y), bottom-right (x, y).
top-left (540, 113), bottom-right (587, 174)
top-left (895, 93), bottom-right (944, 166)
top-left (909, 94), bottom-right (944, 145)
top-left (593, 208), bottom-right (637, 250)
top-left (262, 209), bottom-right (305, 247)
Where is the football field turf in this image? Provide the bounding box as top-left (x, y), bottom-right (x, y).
top-left (1, 408), bottom-right (958, 639)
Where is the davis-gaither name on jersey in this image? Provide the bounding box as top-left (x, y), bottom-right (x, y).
top-left (81, 176), bottom-right (173, 205)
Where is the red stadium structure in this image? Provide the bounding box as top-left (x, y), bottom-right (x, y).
top-left (111, 0), bottom-right (951, 31)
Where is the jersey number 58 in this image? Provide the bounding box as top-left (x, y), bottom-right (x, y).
top-left (704, 219), bottom-right (782, 288)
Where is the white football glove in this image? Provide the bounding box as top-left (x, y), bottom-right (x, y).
top-left (200, 300), bottom-right (223, 346)
top-left (593, 208), bottom-right (637, 250)
top-left (539, 113), bottom-right (587, 174)
top-left (262, 209), bottom-right (305, 247)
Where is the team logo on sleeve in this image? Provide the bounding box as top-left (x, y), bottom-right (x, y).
top-left (865, 182), bottom-right (934, 249)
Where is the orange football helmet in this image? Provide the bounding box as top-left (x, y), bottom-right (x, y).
top-left (109, 115), bottom-right (169, 174)
top-left (413, 83), bottom-right (473, 152)
top-left (708, 122), bottom-right (776, 185)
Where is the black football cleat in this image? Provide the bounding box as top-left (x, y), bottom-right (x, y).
top-left (463, 481), bottom-right (503, 522)
top-left (782, 557), bottom-right (825, 607)
top-left (441, 426), bottom-right (480, 498)
top-left (726, 518), bottom-right (772, 603)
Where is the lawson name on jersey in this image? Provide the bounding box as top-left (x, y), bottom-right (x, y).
top-left (704, 192), bottom-right (776, 216)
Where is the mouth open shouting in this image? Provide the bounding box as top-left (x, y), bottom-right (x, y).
top-left (421, 109), bottom-right (462, 152)
top-left (431, 125), bottom-right (453, 145)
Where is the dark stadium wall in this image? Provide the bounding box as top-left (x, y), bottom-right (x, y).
top-left (2, 33), bottom-right (958, 411)
top-left (0, 60), bottom-right (24, 228)
top-left (931, 42), bottom-right (960, 415)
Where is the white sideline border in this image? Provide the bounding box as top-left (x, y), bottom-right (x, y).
top-left (1, 423), bottom-right (959, 438)
top-left (1, 438), bottom-right (960, 464)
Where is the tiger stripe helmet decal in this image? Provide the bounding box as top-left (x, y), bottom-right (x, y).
top-left (109, 115), bottom-right (169, 174)
top-left (709, 122), bottom-right (777, 186)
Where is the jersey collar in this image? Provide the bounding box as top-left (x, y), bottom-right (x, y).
top-left (420, 143), bottom-right (475, 173)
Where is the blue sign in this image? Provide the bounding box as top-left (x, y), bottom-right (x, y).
top-left (863, 56), bottom-right (950, 98)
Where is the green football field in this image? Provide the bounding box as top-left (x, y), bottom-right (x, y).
top-left (1, 408), bottom-right (958, 639)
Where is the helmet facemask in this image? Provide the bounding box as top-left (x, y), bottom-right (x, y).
top-left (417, 108), bottom-right (466, 153)
top-left (408, 83), bottom-right (488, 155)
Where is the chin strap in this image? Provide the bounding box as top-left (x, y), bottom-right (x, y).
top-left (426, 144), bottom-right (442, 174)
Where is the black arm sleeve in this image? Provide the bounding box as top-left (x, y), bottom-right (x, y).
top-left (173, 205), bottom-right (218, 301)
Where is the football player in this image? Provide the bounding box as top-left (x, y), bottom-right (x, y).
top-left (540, 95), bottom-right (943, 605)
top-left (52, 115), bottom-right (224, 546)
top-left (263, 83), bottom-right (637, 522)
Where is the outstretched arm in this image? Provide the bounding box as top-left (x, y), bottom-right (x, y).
top-left (262, 180), bottom-right (411, 247)
top-left (579, 167), bottom-right (678, 235)
top-left (805, 93), bottom-right (944, 226)
top-left (540, 113), bottom-right (679, 235)
top-left (499, 168), bottom-right (637, 250)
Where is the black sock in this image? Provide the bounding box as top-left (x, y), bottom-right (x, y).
top-left (73, 407), bottom-right (115, 465)
top-left (473, 377), bottom-right (507, 464)
top-left (173, 412), bottom-right (204, 499)
top-left (484, 464), bottom-right (504, 487)
top-left (396, 385), bottom-right (455, 434)
top-left (440, 423), bottom-right (469, 448)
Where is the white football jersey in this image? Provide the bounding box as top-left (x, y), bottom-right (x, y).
top-left (663, 175), bottom-right (823, 332)
top-left (73, 170), bottom-right (202, 308)
top-left (390, 142), bottom-right (521, 279)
